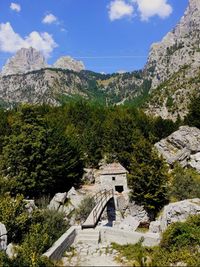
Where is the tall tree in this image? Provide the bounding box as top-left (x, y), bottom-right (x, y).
top-left (128, 137), bottom-right (169, 219)
top-left (0, 105), bottom-right (83, 197)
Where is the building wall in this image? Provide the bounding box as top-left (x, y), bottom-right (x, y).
top-left (100, 173), bottom-right (128, 192)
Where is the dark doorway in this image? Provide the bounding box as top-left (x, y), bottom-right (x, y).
top-left (115, 185), bottom-right (124, 193)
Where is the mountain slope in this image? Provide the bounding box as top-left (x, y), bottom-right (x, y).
top-left (145, 0), bottom-right (200, 89)
top-left (0, 68), bottom-right (150, 106)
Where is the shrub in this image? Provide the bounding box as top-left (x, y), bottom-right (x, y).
top-left (75, 196), bottom-right (96, 223)
top-left (170, 165), bottom-right (200, 201)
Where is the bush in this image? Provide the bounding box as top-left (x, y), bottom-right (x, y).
top-left (170, 165), bottom-right (200, 201)
top-left (75, 196), bottom-right (96, 223)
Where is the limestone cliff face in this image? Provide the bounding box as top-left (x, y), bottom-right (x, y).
top-left (1, 47), bottom-right (47, 76)
top-left (53, 56), bottom-right (85, 72)
top-left (0, 69), bottom-right (89, 106)
top-left (145, 0), bottom-right (200, 89)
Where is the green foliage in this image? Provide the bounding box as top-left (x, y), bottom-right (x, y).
top-left (170, 165), bottom-right (200, 201)
top-left (152, 214), bottom-right (200, 266)
top-left (166, 96), bottom-right (174, 108)
top-left (186, 95), bottom-right (200, 129)
top-left (111, 239), bottom-right (152, 267)
top-left (128, 138), bottom-right (169, 218)
top-left (0, 194), bottom-right (67, 266)
top-left (0, 105), bottom-right (83, 197)
top-left (75, 196), bottom-right (96, 223)
top-left (111, 215), bottom-right (200, 267)
top-left (0, 194), bottom-right (30, 243)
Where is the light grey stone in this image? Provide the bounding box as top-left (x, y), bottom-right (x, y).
top-left (118, 215), bottom-right (140, 231)
top-left (6, 243), bottom-right (17, 259)
top-left (48, 192), bottom-right (67, 210)
top-left (155, 126), bottom-right (200, 172)
top-left (151, 198), bottom-right (200, 233)
top-left (24, 200), bottom-right (37, 213)
top-left (0, 222), bottom-right (7, 250)
top-left (53, 56), bottom-right (85, 72)
top-left (2, 47), bottom-right (47, 76)
top-left (149, 221), bottom-right (161, 233)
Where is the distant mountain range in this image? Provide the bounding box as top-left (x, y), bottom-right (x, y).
top-left (0, 0), bottom-right (200, 120)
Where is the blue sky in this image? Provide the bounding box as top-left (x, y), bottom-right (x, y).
top-left (0, 0), bottom-right (188, 73)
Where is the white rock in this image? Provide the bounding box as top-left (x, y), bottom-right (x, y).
top-left (118, 216), bottom-right (140, 231)
top-left (150, 198), bottom-right (200, 233)
top-left (48, 192), bottom-right (67, 210)
top-left (149, 221), bottom-right (161, 233)
top-left (155, 126), bottom-right (200, 172)
top-left (24, 200), bottom-right (37, 213)
top-left (53, 56), bottom-right (85, 72)
top-left (6, 243), bottom-right (17, 259)
top-left (1, 47), bottom-right (47, 76)
top-left (145, 0), bottom-right (200, 89)
top-left (0, 222), bottom-right (7, 250)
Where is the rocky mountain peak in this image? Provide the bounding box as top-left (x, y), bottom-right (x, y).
top-left (53, 56), bottom-right (85, 72)
top-left (1, 47), bottom-right (47, 76)
top-left (145, 0), bottom-right (200, 89)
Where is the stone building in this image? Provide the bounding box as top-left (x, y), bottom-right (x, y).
top-left (100, 163), bottom-right (128, 193)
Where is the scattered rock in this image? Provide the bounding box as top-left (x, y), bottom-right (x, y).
top-left (0, 222), bottom-right (7, 250)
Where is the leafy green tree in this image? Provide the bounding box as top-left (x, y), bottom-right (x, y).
top-left (0, 105), bottom-right (83, 197)
top-left (128, 137), bottom-right (169, 218)
top-left (186, 95), bottom-right (200, 128)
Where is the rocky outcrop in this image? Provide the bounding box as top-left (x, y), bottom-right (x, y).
top-left (145, 0), bottom-right (200, 89)
top-left (155, 126), bottom-right (200, 171)
top-left (149, 198), bottom-right (200, 233)
top-left (53, 56), bottom-right (85, 72)
top-left (0, 222), bottom-right (7, 250)
top-left (1, 47), bottom-right (47, 76)
top-left (48, 192), bottom-right (68, 210)
top-left (0, 68), bottom-right (89, 106)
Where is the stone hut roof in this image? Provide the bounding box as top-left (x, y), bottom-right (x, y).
top-left (101, 163), bottom-right (128, 175)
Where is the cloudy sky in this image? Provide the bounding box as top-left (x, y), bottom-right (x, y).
top-left (0, 0), bottom-right (188, 73)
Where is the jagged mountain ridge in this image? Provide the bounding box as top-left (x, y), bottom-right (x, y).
top-left (145, 0), bottom-right (200, 89)
top-left (0, 68), bottom-right (149, 106)
top-left (1, 48), bottom-right (85, 76)
top-left (0, 0), bottom-right (200, 115)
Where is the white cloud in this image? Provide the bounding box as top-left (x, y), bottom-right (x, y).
top-left (133, 0), bottom-right (173, 21)
top-left (42, 13), bottom-right (58, 24)
top-left (108, 0), bottom-right (134, 21)
top-left (0, 22), bottom-right (57, 58)
top-left (10, 2), bottom-right (21, 12)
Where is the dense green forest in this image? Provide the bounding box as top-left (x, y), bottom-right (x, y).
top-left (0, 96), bottom-right (200, 266)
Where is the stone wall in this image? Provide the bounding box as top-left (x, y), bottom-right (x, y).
top-left (100, 174), bottom-right (128, 192)
top-left (43, 226), bottom-right (79, 260)
top-left (100, 227), bottom-right (160, 247)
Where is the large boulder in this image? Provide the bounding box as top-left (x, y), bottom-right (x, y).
top-left (0, 223), bottom-right (7, 250)
top-left (155, 126), bottom-right (200, 171)
top-left (149, 198), bottom-right (200, 233)
top-left (48, 192), bottom-right (67, 210)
